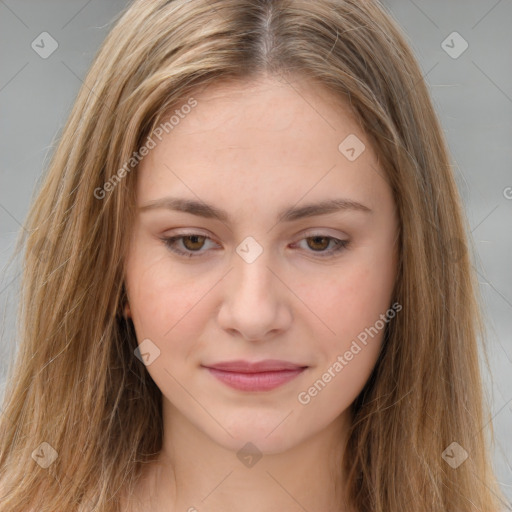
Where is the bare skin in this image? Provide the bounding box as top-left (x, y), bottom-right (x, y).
top-left (121, 73), bottom-right (399, 512)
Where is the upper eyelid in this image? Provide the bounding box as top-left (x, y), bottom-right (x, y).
top-left (163, 231), bottom-right (349, 250)
top-left (163, 227), bottom-right (348, 240)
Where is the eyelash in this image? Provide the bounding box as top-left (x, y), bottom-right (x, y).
top-left (160, 233), bottom-right (349, 259)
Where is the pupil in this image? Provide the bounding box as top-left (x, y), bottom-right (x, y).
top-left (185, 235), bottom-right (204, 250)
top-left (181, 236), bottom-right (330, 252)
top-left (309, 236), bottom-right (328, 251)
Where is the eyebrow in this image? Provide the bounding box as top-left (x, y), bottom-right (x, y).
top-left (139, 196), bottom-right (372, 223)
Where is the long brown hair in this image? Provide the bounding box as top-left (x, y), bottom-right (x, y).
top-left (0, 0), bottom-right (506, 510)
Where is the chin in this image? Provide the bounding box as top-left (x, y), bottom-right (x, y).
top-left (208, 417), bottom-right (305, 455)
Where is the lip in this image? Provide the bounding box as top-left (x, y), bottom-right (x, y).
top-left (202, 360), bottom-right (308, 392)
top-left (204, 359), bottom-right (306, 373)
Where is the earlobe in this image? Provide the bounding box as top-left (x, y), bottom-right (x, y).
top-left (123, 302), bottom-right (132, 319)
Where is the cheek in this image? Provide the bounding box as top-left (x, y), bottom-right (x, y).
top-left (295, 263), bottom-right (394, 414)
top-left (125, 248), bottom-right (208, 343)
top-left (296, 257), bottom-right (395, 349)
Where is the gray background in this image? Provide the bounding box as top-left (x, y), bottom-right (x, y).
top-left (1, 0), bottom-right (511, 506)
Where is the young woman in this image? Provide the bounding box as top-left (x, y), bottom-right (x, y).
top-left (0, 0), bottom-right (507, 511)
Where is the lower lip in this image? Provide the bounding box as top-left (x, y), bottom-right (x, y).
top-left (205, 367), bottom-right (306, 391)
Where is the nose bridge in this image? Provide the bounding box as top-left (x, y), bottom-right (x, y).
top-left (231, 239), bottom-right (275, 304)
top-left (217, 238), bottom-right (288, 340)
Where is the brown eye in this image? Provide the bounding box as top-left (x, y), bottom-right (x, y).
top-left (161, 233), bottom-right (218, 258)
top-left (306, 236), bottom-right (330, 251)
top-left (181, 235), bottom-right (207, 251)
top-left (161, 233), bottom-right (349, 259)
top-left (294, 234), bottom-right (349, 258)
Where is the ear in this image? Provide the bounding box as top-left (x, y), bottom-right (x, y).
top-left (123, 301), bottom-right (132, 319)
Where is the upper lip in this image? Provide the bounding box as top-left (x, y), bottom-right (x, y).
top-left (203, 360), bottom-right (308, 373)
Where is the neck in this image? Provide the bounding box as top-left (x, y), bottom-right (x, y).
top-left (124, 400), bottom-right (355, 512)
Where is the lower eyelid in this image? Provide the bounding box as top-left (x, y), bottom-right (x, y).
top-left (161, 234), bottom-right (218, 254)
top-left (292, 237), bottom-right (349, 255)
top-left (160, 234), bottom-right (349, 257)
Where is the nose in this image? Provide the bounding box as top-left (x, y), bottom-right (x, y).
top-left (217, 249), bottom-right (292, 342)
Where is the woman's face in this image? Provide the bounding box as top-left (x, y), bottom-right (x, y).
top-left (123, 75), bottom-right (399, 454)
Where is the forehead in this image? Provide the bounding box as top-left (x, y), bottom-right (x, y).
top-left (136, 75), bottom-right (389, 217)
top-left (177, 75), bottom-right (362, 136)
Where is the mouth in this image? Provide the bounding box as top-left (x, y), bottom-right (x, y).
top-left (201, 360), bottom-right (308, 392)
